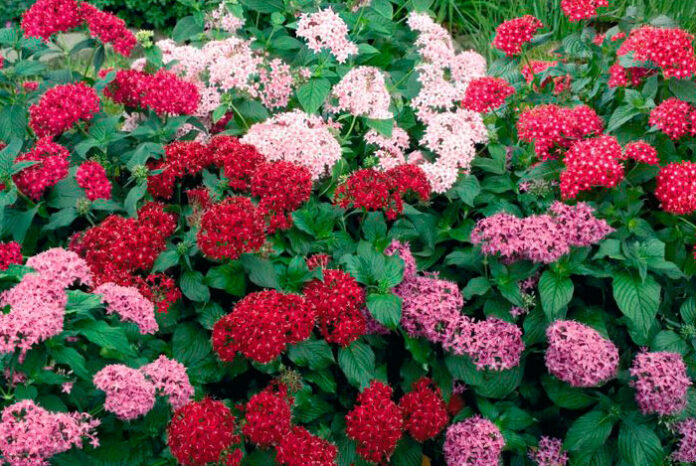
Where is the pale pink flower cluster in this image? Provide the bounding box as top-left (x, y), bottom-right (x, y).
top-left (241, 110), bottom-right (342, 179)
top-left (673, 418), bottom-right (696, 462)
top-left (545, 320), bottom-right (619, 387)
top-left (389, 241), bottom-right (524, 370)
top-left (0, 399), bottom-right (99, 465)
top-left (203, 37), bottom-right (264, 95)
top-left (258, 59), bottom-right (295, 109)
top-left (629, 350), bottom-right (691, 416)
top-left (25, 247), bottom-right (92, 288)
top-left (327, 66), bottom-right (392, 119)
top-left (471, 202), bottom-right (612, 264)
top-left (93, 283), bottom-right (158, 335)
top-left (296, 8), bottom-right (358, 63)
top-left (529, 436), bottom-right (568, 465)
top-left (444, 416), bottom-right (505, 466)
top-left (205, 3), bottom-right (244, 33)
top-left (366, 126), bottom-right (411, 170)
top-left (141, 355), bottom-right (195, 409)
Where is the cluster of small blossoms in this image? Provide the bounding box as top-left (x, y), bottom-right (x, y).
top-left (649, 98), bottom-right (696, 140)
top-left (79, 2), bottom-right (136, 56)
top-left (29, 82), bottom-right (99, 138)
top-left (258, 59), bottom-right (296, 109)
top-left (560, 0), bottom-right (608, 22)
top-left (608, 63), bottom-right (654, 88)
top-left (303, 269), bottom-right (366, 346)
top-left (545, 320), bottom-right (619, 387)
top-left (147, 141), bottom-right (214, 199)
top-left (135, 273), bottom-right (181, 313)
top-left (399, 377), bottom-right (449, 442)
top-left (560, 135), bottom-right (625, 199)
top-left (242, 383), bottom-right (293, 447)
top-left (168, 398), bottom-right (243, 466)
top-left (516, 104), bottom-right (604, 161)
top-left (617, 26), bottom-right (696, 79)
top-left (197, 197), bottom-right (266, 261)
top-left (94, 282), bottom-right (158, 334)
top-left (240, 110), bottom-right (342, 180)
top-left (521, 60), bottom-right (571, 94)
top-left (212, 290), bottom-right (315, 363)
top-left (529, 436), bottom-right (569, 466)
top-left (210, 135), bottom-right (266, 190)
top-left (205, 3), bottom-right (244, 33)
top-left (623, 141), bottom-right (659, 165)
top-left (327, 66), bottom-right (392, 119)
top-left (275, 426), bottom-right (338, 466)
top-left (672, 418), bottom-right (696, 462)
top-left (296, 8), bottom-right (358, 63)
top-left (25, 247), bottom-right (92, 288)
top-left (345, 381), bottom-right (404, 463)
top-left (655, 161), bottom-right (696, 214)
top-left (629, 351), bottom-right (691, 416)
top-left (76, 161), bottom-right (111, 200)
top-left (140, 355), bottom-right (195, 410)
top-left (462, 77), bottom-right (516, 113)
top-left (0, 242), bottom-right (22, 270)
top-left (365, 126), bottom-right (411, 170)
top-left (493, 15), bottom-right (544, 56)
top-left (13, 138), bottom-right (70, 200)
top-left (444, 416), bottom-right (505, 466)
top-left (21, 0), bottom-right (83, 41)
top-left (0, 400), bottom-right (99, 466)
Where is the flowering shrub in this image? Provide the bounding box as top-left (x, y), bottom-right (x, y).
top-left (1, 0), bottom-right (696, 464)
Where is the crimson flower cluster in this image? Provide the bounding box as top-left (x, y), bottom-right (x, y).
top-left (167, 398), bottom-right (242, 466)
top-left (251, 161), bottom-right (313, 232)
top-left (135, 273), bottom-right (182, 314)
top-left (13, 138), bottom-right (70, 200)
top-left (561, 0), bottom-right (608, 22)
top-left (398, 377), bottom-right (449, 442)
top-left (462, 77), bottom-right (515, 113)
top-left (242, 383), bottom-right (293, 448)
top-left (275, 426), bottom-right (338, 466)
top-left (212, 290), bottom-right (315, 364)
top-left (78, 2), bottom-right (136, 56)
top-left (147, 141), bottom-right (214, 199)
top-left (76, 161), bottom-right (111, 200)
top-left (209, 135), bottom-right (266, 191)
top-left (0, 242), bottom-right (22, 270)
top-left (649, 97), bottom-right (696, 140)
top-left (197, 197), bottom-right (266, 261)
top-left (608, 63), bottom-right (654, 88)
top-left (29, 83), bottom-right (100, 138)
top-left (559, 135), bottom-right (625, 199)
top-left (345, 381), bottom-right (404, 463)
top-left (492, 15), bottom-right (543, 56)
top-left (617, 26), bottom-right (696, 79)
top-left (655, 161), bottom-right (696, 215)
top-left (622, 141), bottom-right (659, 165)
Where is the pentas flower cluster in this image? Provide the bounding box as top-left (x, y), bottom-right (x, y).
top-left (345, 381), bottom-right (404, 463)
top-left (493, 15), bottom-right (544, 56)
top-left (560, 135), bottom-right (625, 199)
top-left (296, 8), bottom-right (358, 63)
top-left (617, 26), bottom-right (696, 79)
top-left (135, 273), bottom-right (181, 313)
top-left (242, 383), bottom-right (293, 447)
top-left (327, 66), bottom-right (392, 119)
top-left (471, 202), bottom-right (612, 264)
top-left (649, 98), bottom-right (696, 140)
top-left (521, 60), bottom-right (571, 95)
top-left (444, 416), bottom-right (505, 466)
top-left (205, 3), bottom-right (244, 33)
top-left (94, 282), bottom-right (158, 335)
top-left (29, 82), bottom-right (99, 138)
top-left (168, 398), bottom-right (242, 466)
top-left (79, 2), bottom-right (136, 56)
top-left (140, 355), bottom-right (195, 410)
top-left (529, 436), bottom-right (568, 466)
top-left (608, 63), bottom-right (654, 88)
top-left (275, 426), bottom-right (338, 466)
top-left (0, 242), bottom-right (22, 270)
top-left (545, 320), bottom-right (619, 387)
top-left (197, 197), bottom-right (266, 261)
top-left (13, 138), bottom-right (69, 201)
top-left (303, 269), bottom-right (366, 346)
top-left (655, 161), bottom-right (696, 215)
top-left (623, 141), bottom-right (659, 165)
top-left (0, 400), bottom-right (99, 466)
top-left (76, 161), bottom-right (111, 200)
top-left (629, 351), bottom-right (691, 416)
top-left (673, 418), bottom-right (696, 463)
top-left (398, 377), bottom-right (449, 442)
top-left (210, 135), bottom-right (265, 190)
top-left (25, 247), bottom-right (92, 288)
top-left (365, 126), bottom-right (411, 170)
top-left (212, 290), bottom-right (315, 363)
top-left (561, 0), bottom-right (608, 22)
top-left (147, 141), bottom-right (213, 199)
top-left (462, 77), bottom-right (515, 113)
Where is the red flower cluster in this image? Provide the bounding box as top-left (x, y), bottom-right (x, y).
top-left (29, 83), bottom-right (100, 138)
top-left (560, 0), bottom-right (608, 22)
top-left (76, 161), bottom-right (111, 200)
top-left (608, 63), bottom-right (653, 88)
top-left (655, 161), bottom-right (696, 215)
top-left (306, 253), bottom-right (331, 270)
top-left (521, 60), bottom-right (571, 94)
top-left (209, 135), bottom-right (265, 191)
top-left (242, 383), bottom-right (293, 447)
top-left (492, 15), bottom-right (543, 57)
top-left (72, 202), bottom-right (177, 285)
top-left (167, 398), bottom-right (242, 466)
top-left (212, 290), bottom-right (315, 364)
top-left (147, 141), bottom-right (214, 199)
top-left (387, 164), bottom-right (432, 202)
top-left (623, 141), bottom-right (659, 165)
top-left (462, 77), bottom-right (515, 113)
top-left (197, 197), bottom-right (266, 261)
top-left (251, 161), bottom-right (313, 232)
top-left (104, 69), bottom-right (200, 116)
top-left (303, 269), bottom-right (366, 347)
top-left (78, 2), bottom-right (136, 56)
top-left (517, 104), bottom-right (604, 160)
top-left (649, 98), bottom-right (696, 140)
top-left (560, 135), bottom-right (624, 199)
top-left (398, 378), bottom-right (449, 442)
top-left (0, 242), bottom-right (22, 270)
top-left (13, 138), bottom-right (70, 200)
top-left (135, 273), bottom-right (181, 313)
top-left (617, 26), bottom-right (696, 79)
top-left (275, 426), bottom-right (338, 466)
top-left (345, 381), bottom-right (403, 463)
top-left (21, 0), bottom-right (82, 41)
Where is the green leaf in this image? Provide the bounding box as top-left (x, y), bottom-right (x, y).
top-left (288, 338), bottom-right (335, 370)
top-left (172, 323), bottom-right (211, 365)
top-left (411, 0), bottom-right (434, 12)
top-left (49, 346), bottom-right (89, 379)
top-left (540, 375), bottom-right (595, 409)
top-left (0, 137), bottom-right (22, 176)
top-left (538, 271), bottom-right (573, 321)
top-left (366, 293), bottom-right (402, 329)
top-left (172, 16), bottom-right (203, 42)
top-left (669, 79), bottom-right (696, 104)
top-left (608, 105), bottom-right (641, 132)
top-left (463, 277), bottom-right (491, 299)
top-left (612, 272), bottom-right (661, 344)
top-left (197, 302), bottom-right (227, 330)
top-left (124, 182), bottom-right (147, 217)
top-left (365, 118), bottom-right (394, 137)
top-left (74, 320), bottom-right (136, 358)
top-left (296, 79), bottom-right (331, 114)
top-left (338, 340), bottom-right (376, 388)
top-left (454, 175), bottom-right (481, 207)
top-left (241, 0), bottom-right (283, 13)
top-left (205, 263), bottom-right (246, 296)
top-left (391, 436), bottom-right (422, 466)
top-left (363, 212), bottom-right (387, 242)
top-left (618, 421), bottom-right (664, 466)
top-left (66, 290), bottom-right (102, 314)
top-left (180, 270), bottom-right (210, 302)
top-left (564, 410), bottom-right (614, 452)
top-left (445, 355), bottom-right (523, 399)
top-left (371, 0), bottom-right (393, 18)
top-left (241, 255), bottom-right (280, 289)
top-left (44, 208), bottom-right (77, 230)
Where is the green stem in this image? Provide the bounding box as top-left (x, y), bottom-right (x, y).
top-left (229, 102), bottom-right (249, 129)
top-left (341, 115), bottom-right (358, 144)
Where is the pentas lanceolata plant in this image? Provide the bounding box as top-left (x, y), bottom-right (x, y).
top-left (0, 0), bottom-right (696, 464)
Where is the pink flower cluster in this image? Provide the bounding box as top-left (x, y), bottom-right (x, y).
top-left (560, 135), bottom-right (625, 199)
top-left (29, 82), bottom-right (100, 138)
top-left (140, 355), bottom-right (195, 410)
top-left (545, 320), bottom-right (619, 387)
top-left (76, 161), bottom-right (112, 200)
top-left (0, 399), bottom-right (99, 466)
top-left (630, 351), bottom-right (691, 416)
top-left (365, 126), bottom-right (412, 170)
top-left (673, 418), bottom-right (696, 462)
top-left (617, 26), bottom-right (696, 79)
top-left (529, 436), bottom-right (568, 465)
top-left (561, 0), bottom-right (608, 22)
top-left (25, 247), bottom-right (92, 288)
top-left (296, 8), bottom-right (358, 63)
top-left (93, 282), bottom-right (158, 334)
top-left (327, 66), bottom-right (392, 119)
top-left (205, 2), bottom-right (244, 33)
top-left (471, 201), bottom-right (612, 264)
top-left (241, 111), bottom-right (342, 180)
top-left (444, 416), bottom-right (505, 466)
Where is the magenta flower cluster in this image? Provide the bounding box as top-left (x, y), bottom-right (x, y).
top-left (94, 282), bottom-right (159, 334)
top-left (443, 415), bottom-right (505, 465)
top-left (629, 350), bottom-right (691, 416)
